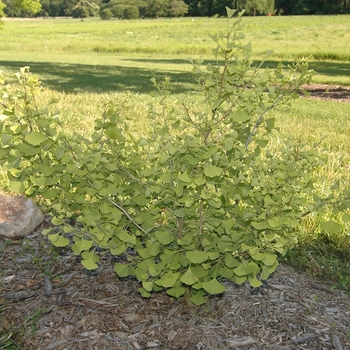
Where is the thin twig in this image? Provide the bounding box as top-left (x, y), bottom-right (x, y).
top-left (244, 95), bottom-right (284, 150)
top-left (106, 197), bottom-right (146, 234)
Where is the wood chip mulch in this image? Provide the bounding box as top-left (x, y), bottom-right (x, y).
top-left (1, 219), bottom-right (350, 350)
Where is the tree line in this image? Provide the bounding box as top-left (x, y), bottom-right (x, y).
top-left (0, 0), bottom-right (349, 19)
top-left (276, 0), bottom-right (348, 15)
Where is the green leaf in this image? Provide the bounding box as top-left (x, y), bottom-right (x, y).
top-left (342, 212), bottom-right (350, 223)
top-left (154, 231), bottom-right (174, 245)
top-left (142, 281), bottom-right (154, 292)
top-left (138, 287), bottom-right (151, 298)
top-left (231, 275), bottom-right (246, 285)
top-left (114, 263), bottom-right (130, 277)
top-left (48, 234), bottom-right (69, 247)
top-left (251, 221), bottom-right (270, 230)
top-left (268, 217), bottom-right (284, 228)
top-left (156, 272), bottom-right (180, 288)
top-left (42, 189), bottom-right (60, 199)
top-left (201, 278), bottom-right (226, 295)
top-left (110, 243), bottom-right (127, 256)
top-left (264, 195), bottom-right (275, 205)
top-left (320, 220), bottom-right (342, 234)
top-left (105, 129), bottom-right (119, 140)
top-left (204, 164), bottom-right (222, 178)
top-left (9, 168), bottom-right (22, 178)
top-left (192, 266), bottom-right (208, 279)
top-left (30, 176), bottom-right (46, 187)
top-left (9, 180), bottom-right (25, 193)
top-left (148, 241), bottom-right (161, 256)
top-left (225, 254), bottom-right (239, 268)
top-left (76, 239), bottom-right (94, 252)
top-left (226, 6), bottom-right (237, 18)
top-left (248, 275), bottom-right (262, 288)
top-left (178, 172), bottom-right (192, 183)
top-left (265, 118), bottom-right (275, 130)
top-left (132, 194), bottom-right (148, 206)
top-left (256, 139), bottom-right (269, 148)
top-left (81, 258), bottom-right (98, 270)
top-left (116, 228), bottom-right (136, 245)
top-left (263, 254), bottom-right (277, 266)
top-left (186, 251), bottom-right (209, 264)
top-left (221, 218), bottom-right (235, 234)
top-left (261, 265), bottom-right (274, 280)
top-left (230, 110), bottom-right (250, 122)
top-left (250, 251), bottom-right (265, 261)
top-left (0, 133), bottom-right (12, 146)
top-left (194, 176), bottom-right (206, 186)
top-left (167, 287), bottom-right (186, 298)
top-left (233, 262), bottom-right (260, 277)
top-left (51, 216), bottom-right (64, 225)
top-left (25, 131), bottom-right (46, 146)
top-left (208, 251), bottom-right (220, 261)
top-left (137, 247), bottom-right (152, 259)
top-left (82, 251), bottom-right (99, 262)
top-left (190, 291), bottom-right (207, 305)
top-left (180, 267), bottom-right (198, 285)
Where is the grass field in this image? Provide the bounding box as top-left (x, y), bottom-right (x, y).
top-left (0, 15), bottom-right (350, 291)
top-left (1, 15), bottom-right (350, 86)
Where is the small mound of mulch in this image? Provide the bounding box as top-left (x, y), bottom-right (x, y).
top-left (302, 84), bottom-right (350, 103)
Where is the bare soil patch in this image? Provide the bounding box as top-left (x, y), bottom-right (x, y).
top-left (302, 84), bottom-right (350, 103)
top-left (1, 217), bottom-right (350, 350)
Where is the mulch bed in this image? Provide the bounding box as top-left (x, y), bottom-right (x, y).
top-left (1, 221), bottom-right (350, 350)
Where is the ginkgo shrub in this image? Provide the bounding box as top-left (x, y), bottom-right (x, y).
top-left (1, 8), bottom-right (349, 305)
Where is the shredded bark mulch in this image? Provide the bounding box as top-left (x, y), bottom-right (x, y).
top-left (1, 220), bottom-right (350, 350)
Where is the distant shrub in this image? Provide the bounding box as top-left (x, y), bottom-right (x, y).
top-left (111, 4), bottom-right (125, 19)
top-left (110, 4), bottom-right (139, 19)
top-left (72, 0), bottom-right (100, 18)
top-left (72, 6), bottom-right (89, 18)
top-left (124, 5), bottom-right (139, 19)
top-left (168, 0), bottom-right (188, 17)
top-left (100, 8), bottom-right (113, 20)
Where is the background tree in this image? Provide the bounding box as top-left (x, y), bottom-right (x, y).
top-left (242, 0), bottom-right (275, 16)
top-left (168, 0), bottom-right (188, 16)
top-left (276, 0), bottom-right (348, 14)
top-left (0, 0), bottom-right (5, 28)
top-left (99, 7), bottom-right (112, 18)
top-left (71, 0), bottom-right (100, 18)
top-left (145, 0), bottom-right (169, 17)
top-left (3, 0), bottom-right (41, 16)
top-left (100, 0), bottom-right (188, 18)
top-left (184, 0), bottom-right (275, 16)
top-left (14, 0), bottom-right (41, 15)
top-left (124, 5), bottom-right (139, 18)
top-left (39, 0), bottom-right (73, 17)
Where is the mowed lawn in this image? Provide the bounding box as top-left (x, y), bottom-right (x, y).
top-left (0, 15), bottom-right (350, 290)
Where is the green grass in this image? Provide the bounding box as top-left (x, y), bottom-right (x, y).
top-left (1, 16), bottom-right (350, 60)
top-left (0, 16), bottom-right (350, 292)
top-left (1, 15), bottom-right (350, 86)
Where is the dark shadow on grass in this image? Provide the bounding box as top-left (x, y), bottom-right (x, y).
top-left (1, 58), bottom-right (349, 94)
top-left (0, 60), bottom-right (196, 94)
top-left (127, 58), bottom-right (350, 80)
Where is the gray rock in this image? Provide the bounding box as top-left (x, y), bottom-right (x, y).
top-left (0, 195), bottom-right (44, 239)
